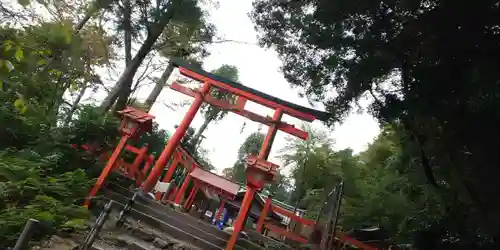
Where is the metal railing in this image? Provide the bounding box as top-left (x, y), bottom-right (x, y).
top-left (316, 181), bottom-right (344, 250)
top-left (12, 219), bottom-right (39, 250)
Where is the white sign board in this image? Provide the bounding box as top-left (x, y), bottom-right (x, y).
top-left (154, 181), bottom-right (171, 193)
top-left (204, 210), bottom-right (213, 218)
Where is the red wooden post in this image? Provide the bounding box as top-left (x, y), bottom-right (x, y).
top-left (131, 145), bottom-right (148, 185)
top-left (84, 135), bottom-right (129, 207)
top-left (215, 200), bottom-right (226, 223)
top-left (173, 174), bottom-right (192, 205)
top-left (188, 186), bottom-right (200, 208)
top-left (186, 185), bottom-right (199, 209)
top-left (168, 184), bottom-right (177, 201)
top-left (256, 195), bottom-right (273, 233)
top-left (141, 82), bottom-right (211, 193)
top-left (184, 182), bottom-right (198, 210)
top-left (259, 108), bottom-right (283, 159)
top-left (226, 109), bottom-right (283, 250)
top-left (154, 156), bottom-right (180, 201)
top-left (142, 155), bottom-right (154, 176)
top-left (162, 153), bottom-right (180, 183)
top-left (226, 187), bottom-right (256, 248)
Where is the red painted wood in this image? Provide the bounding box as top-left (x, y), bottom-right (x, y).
top-left (337, 232), bottom-right (379, 250)
top-left (184, 182), bottom-right (198, 210)
top-left (259, 109), bottom-right (283, 159)
top-left (178, 67), bottom-right (317, 122)
top-left (162, 154), bottom-right (180, 183)
top-left (225, 187), bottom-right (256, 250)
top-left (170, 82), bottom-right (308, 140)
top-left (173, 174), bottom-right (192, 205)
top-left (263, 224), bottom-right (308, 244)
top-left (189, 168), bottom-right (239, 197)
top-left (215, 200), bottom-right (225, 222)
top-left (271, 205), bottom-right (315, 226)
top-left (256, 196), bottom-right (273, 233)
top-left (141, 82), bottom-right (211, 192)
top-left (84, 135), bottom-right (129, 207)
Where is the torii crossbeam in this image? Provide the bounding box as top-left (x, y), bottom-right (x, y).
top-left (140, 58), bottom-right (330, 250)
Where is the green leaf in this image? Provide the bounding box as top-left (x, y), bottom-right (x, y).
top-left (3, 41), bottom-right (13, 52)
top-left (62, 218), bottom-right (86, 229)
top-left (37, 59), bottom-right (46, 66)
top-left (64, 30), bottom-right (72, 44)
top-left (34, 211), bottom-right (55, 222)
top-left (17, 0), bottom-right (30, 6)
top-left (14, 98), bottom-right (27, 113)
top-left (0, 79), bottom-right (3, 91)
top-left (2, 60), bottom-right (14, 72)
top-left (15, 47), bottom-right (24, 62)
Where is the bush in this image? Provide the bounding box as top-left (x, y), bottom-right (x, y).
top-left (0, 150), bottom-right (91, 247)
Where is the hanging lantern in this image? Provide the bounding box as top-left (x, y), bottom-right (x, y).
top-left (117, 107), bottom-right (155, 139)
top-left (245, 156), bottom-right (279, 189)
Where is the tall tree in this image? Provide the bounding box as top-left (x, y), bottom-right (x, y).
top-left (231, 132), bottom-right (265, 184)
top-left (191, 64), bottom-right (239, 146)
top-left (252, 1), bottom-right (500, 246)
top-left (280, 124), bottom-right (334, 206)
top-left (265, 171), bottom-right (292, 202)
top-left (143, 13), bottom-right (215, 111)
top-left (99, 0), bottom-right (207, 112)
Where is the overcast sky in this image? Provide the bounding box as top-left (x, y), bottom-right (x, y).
top-left (146, 0), bottom-right (380, 175)
top-left (77, 0), bottom-right (380, 176)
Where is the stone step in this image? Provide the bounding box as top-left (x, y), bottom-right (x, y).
top-left (245, 231), bottom-right (296, 250)
top-left (103, 183), bottom-right (262, 250)
top-left (98, 188), bottom-right (263, 250)
top-left (95, 196), bottom-right (223, 250)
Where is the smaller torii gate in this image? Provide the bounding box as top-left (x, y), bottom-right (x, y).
top-left (139, 58), bottom-right (330, 250)
top-left (184, 167), bottom-right (240, 211)
top-left (154, 144), bottom-right (240, 208)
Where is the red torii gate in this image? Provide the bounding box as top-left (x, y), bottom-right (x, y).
top-left (183, 167), bottom-right (240, 212)
top-left (256, 195), bottom-right (379, 250)
top-left (139, 58), bottom-right (330, 250)
top-left (154, 141), bottom-right (242, 222)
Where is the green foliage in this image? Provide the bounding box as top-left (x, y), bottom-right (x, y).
top-left (201, 64), bottom-right (240, 122)
top-left (132, 122), bottom-right (170, 157)
top-left (253, 1), bottom-right (500, 248)
top-left (231, 132), bottom-right (265, 184)
top-left (280, 124), bottom-right (445, 246)
top-left (0, 92), bottom-right (116, 248)
top-left (0, 102), bottom-right (118, 247)
top-left (190, 64), bottom-right (240, 147)
top-left (0, 150), bottom-right (91, 247)
top-left (0, 20), bottom-right (113, 124)
top-left (264, 171), bottom-right (292, 203)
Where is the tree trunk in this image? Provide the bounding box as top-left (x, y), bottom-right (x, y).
top-left (144, 62), bottom-right (175, 112)
top-left (73, 0), bottom-right (106, 33)
top-left (123, 0), bottom-right (132, 66)
top-left (74, 12), bottom-right (93, 33)
top-left (64, 85), bottom-right (88, 125)
top-left (191, 115), bottom-right (213, 147)
top-left (99, 13), bottom-right (176, 113)
top-left (114, 0), bottom-right (133, 112)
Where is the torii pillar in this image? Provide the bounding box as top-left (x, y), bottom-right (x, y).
top-left (141, 82), bottom-right (211, 193)
top-left (225, 109), bottom-right (282, 250)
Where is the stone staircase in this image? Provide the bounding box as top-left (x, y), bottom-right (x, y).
top-left (90, 181), bottom-right (291, 250)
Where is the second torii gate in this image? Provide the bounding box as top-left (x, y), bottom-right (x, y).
top-left (140, 58), bottom-right (330, 250)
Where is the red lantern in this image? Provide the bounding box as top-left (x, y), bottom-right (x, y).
top-left (245, 155), bottom-right (279, 189)
top-left (117, 107), bottom-right (155, 139)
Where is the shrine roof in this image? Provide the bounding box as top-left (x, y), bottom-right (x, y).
top-left (117, 107), bottom-right (155, 123)
top-left (190, 168), bottom-right (240, 197)
top-left (170, 58), bottom-right (331, 122)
